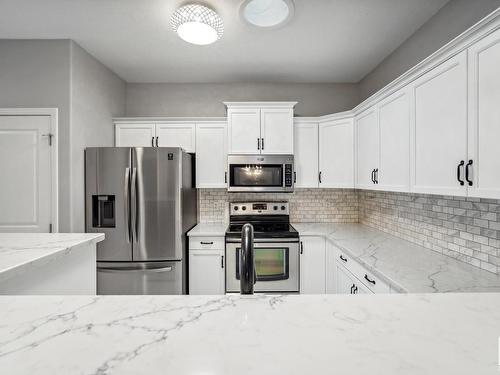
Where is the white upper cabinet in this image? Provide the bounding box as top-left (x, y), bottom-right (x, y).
top-left (227, 108), bottom-right (261, 154)
top-left (115, 123), bottom-right (155, 147)
top-left (378, 89), bottom-right (410, 192)
top-left (467, 28), bottom-right (500, 199)
top-left (156, 123), bottom-right (196, 152)
top-left (410, 51), bottom-right (468, 196)
top-left (226, 102), bottom-right (296, 154)
top-left (260, 108), bottom-right (294, 154)
top-left (355, 108), bottom-right (379, 189)
top-left (195, 122), bottom-right (227, 188)
top-left (294, 122), bottom-right (319, 188)
top-left (319, 118), bottom-right (354, 188)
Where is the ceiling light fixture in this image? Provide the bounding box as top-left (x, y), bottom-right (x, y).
top-left (171, 4), bottom-right (223, 45)
top-left (240, 0), bottom-right (294, 28)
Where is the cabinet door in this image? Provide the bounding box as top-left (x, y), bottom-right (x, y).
top-left (260, 108), bottom-right (294, 154)
top-left (195, 122), bottom-right (227, 188)
top-left (294, 122), bottom-right (319, 188)
top-left (378, 89), bottom-right (410, 192)
top-left (189, 250), bottom-right (225, 295)
top-left (115, 123), bottom-right (155, 147)
top-left (411, 51), bottom-right (468, 196)
top-left (319, 119), bottom-right (354, 188)
top-left (300, 237), bottom-right (326, 294)
top-left (336, 262), bottom-right (357, 294)
top-left (228, 108), bottom-right (261, 154)
top-left (467, 29), bottom-right (500, 199)
top-left (156, 123), bottom-right (196, 152)
top-left (356, 108), bottom-right (379, 189)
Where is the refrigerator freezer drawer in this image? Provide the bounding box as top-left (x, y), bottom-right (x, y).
top-left (97, 261), bottom-right (184, 295)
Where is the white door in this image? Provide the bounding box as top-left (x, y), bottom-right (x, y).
top-left (378, 89), bottom-right (410, 192)
top-left (356, 108), bottom-right (379, 189)
top-left (467, 29), bottom-right (500, 199)
top-left (411, 51), bottom-right (468, 196)
top-left (227, 108), bottom-right (261, 154)
top-left (300, 237), bottom-right (326, 294)
top-left (336, 263), bottom-right (356, 294)
top-left (189, 250), bottom-right (225, 295)
top-left (195, 122), bottom-right (227, 188)
top-left (0, 115), bottom-right (53, 232)
top-left (319, 119), bottom-right (354, 188)
top-left (115, 123), bottom-right (155, 147)
top-left (294, 122), bottom-right (319, 188)
top-left (156, 123), bottom-right (196, 152)
top-left (260, 108), bottom-right (294, 154)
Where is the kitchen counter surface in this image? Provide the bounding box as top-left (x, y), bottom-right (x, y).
top-left (1, 293), bottom-right (499, 374)
top-left (293, 223), bottom-right (500, 293)
top-left (0, 233), bottom-right (104, 283)
top-left (187, 223), bottom-right (227, 237)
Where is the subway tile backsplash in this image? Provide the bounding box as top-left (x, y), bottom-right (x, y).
top-left (358, 190), bottom-right (500, 275)
top-left (198, 188), bottom-right (500, 275)
top-left (198, 188), bottom-right (359, 224)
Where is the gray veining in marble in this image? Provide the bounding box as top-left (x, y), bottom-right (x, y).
top-left (293, 223), bottom-right (500, 293)
top-left (1, 294), bottom-right (499, 374)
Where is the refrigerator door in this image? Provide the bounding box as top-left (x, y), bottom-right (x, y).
top-left (86, 148), bottom-right (133, 261)
top-left (97, 261), bottom-right (184, 295)
top-left (132, 148), bottom-right (182, 261)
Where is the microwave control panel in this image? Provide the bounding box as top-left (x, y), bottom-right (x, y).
top-left (284, 164), bottom-right (293, 187)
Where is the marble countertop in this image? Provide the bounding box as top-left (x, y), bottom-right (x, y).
top-left (187, 223), bottom-right (227, 237)
top-left (1, 293), bottom-right (499, 374)
top-left (293, 223), bottom-right (500, 293)
top-left (0, 233), bottom-right (104, 283)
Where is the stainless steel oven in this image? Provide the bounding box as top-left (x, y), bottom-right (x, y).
top-left (225, 238), bottom-right (299, 293)
top-left (227, 154), bottom-right (294, 192)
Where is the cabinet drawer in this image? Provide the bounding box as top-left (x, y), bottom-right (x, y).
top-left (334, 246), bottom-right (390, 294)
top-left (189, 237), bottom-right (225, 250)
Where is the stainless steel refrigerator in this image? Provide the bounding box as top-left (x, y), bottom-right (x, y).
top-left (85, 147), bottom-right (197, 295)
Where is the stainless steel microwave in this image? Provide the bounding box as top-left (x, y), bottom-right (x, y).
top-left (227, 154), bottom-right (294, 192)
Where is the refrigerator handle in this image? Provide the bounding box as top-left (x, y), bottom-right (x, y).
top-left (124, 167), bottom-right (131, 243)
top-left (98, 265), bottom-right (173, 273)
top-left (131, 167), bottom-right (138, 243)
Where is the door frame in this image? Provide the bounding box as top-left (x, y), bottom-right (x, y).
top-left (0, 108), bottom-right (59, 232)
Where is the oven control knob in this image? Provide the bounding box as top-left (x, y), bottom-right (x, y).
top-left (234, 206), bottom-right (239, 211)
top-left (273, 205), bottom-right (278, 210)
top-left (242, 206), bottom-right (247, 211)
top-left (281, 205), bottom-right (286, 210)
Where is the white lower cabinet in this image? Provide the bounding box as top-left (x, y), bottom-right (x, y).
top-left (189, 236), bottom-right (225, 295)
top-left (299, 236), bottom-right (326, 294)
top-left (336, 264), bottom-right (372, 294)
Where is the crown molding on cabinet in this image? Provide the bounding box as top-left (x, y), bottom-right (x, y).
top-left (113, 117), bottom-right (227, 123)
top-left (223, 102), bottom-right (297, 109)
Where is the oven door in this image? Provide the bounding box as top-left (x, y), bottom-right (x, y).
top-left (225, 239), bottom-right (299, 293)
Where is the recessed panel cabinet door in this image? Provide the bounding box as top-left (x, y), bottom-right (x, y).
top-left (300, 237), bottom-right (326, 294)
top-left (195, 122), bottom-right (227, 188)
top-left (189, 250), bottom-right (225, 295)
top-left (411, 51), bottom-right (468, 196)
top-left (115, 123), bottom-right (155, 147)
top-left (156, 123), bottom-right (196, 152)
top-left (228, 108), bottom-right (261, 154)
top-left (294, 122), bottom-right (319, 188)
top-left (378, 89), bottom-right (410, 192)
top-left (260, 108), bottom-right (294, 154)
top-left (356, 108), bottom-right (379, 189)
top-left (319, 119), bottom-right (354, 188)
top-left (467, 29), bottom-right (500, 199)
top-left (335, 262), bottom-right (356, 294)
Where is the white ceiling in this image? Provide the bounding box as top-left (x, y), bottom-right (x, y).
top-left (0, 0), bottom-right (450, 83)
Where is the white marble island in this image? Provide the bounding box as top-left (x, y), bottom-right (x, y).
top-left (0, 293), bottom-right (499, 374)
top-left (0, 233), bottom-right (104, 294)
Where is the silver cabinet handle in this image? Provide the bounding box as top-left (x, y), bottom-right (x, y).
top-left (124, 167), bottom-right (131, 243)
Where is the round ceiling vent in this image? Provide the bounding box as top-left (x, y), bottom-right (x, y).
top-left (240, 0), bottom-right (295, 29)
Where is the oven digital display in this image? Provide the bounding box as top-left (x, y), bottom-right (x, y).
top-left (252, 203), bottom-right (267, 210)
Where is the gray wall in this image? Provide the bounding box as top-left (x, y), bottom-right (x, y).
top-left (126, 83), bottom-right (360, 117)
top-left (359, 0), bottom-right (500, 100)
top-left (70, 42), bottom-right (126, 232)
top-left (0, 39), bottom-right (72, 231)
